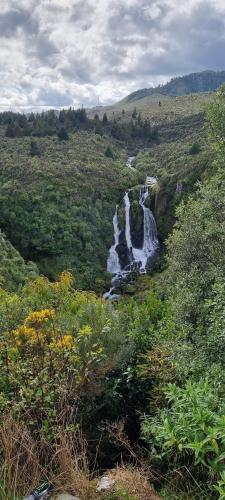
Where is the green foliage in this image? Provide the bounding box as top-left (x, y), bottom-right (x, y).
top-left (0, 231), bottom-right (38, 291)
top-left (1, 86), bottom-right (225, 500)
top-left (137, 88), bottom-right (225, 498)
top-left (189, 142), bottom-right (201, 154)
top-left (165, 168), bottom-right (225, 333)
top-left (206, 84), bottom-right (225, 149)
top-left (103, 112), bottom-right (108, 125)
top-left (142, 380), bottom-right (225, 496)
top-left (134, 126), bottom-right (212, 240)
top-left (0, 131), bottom-right (132, 289)
top-left (0, 272), bottom-right (135, 439)
top-left (30, 139), bottom-right (40, 157)
top-left (105, 144), bottom-right (116, 159)
top-left (0, 107), bottom-right (158, 146)
top-left (58, 127), bottom-right (69, 141)
top-left (104, 491), bottom-right (136, 500)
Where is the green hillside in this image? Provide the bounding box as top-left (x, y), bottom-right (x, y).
top-left (0, 129), bottom-right (140, 290)
top-left (0, 231), bottom-right (38, 291)
top-left (122, 69), bottom-right (225, 103)
top-left (89, 91), bottom-right (212, 128)
top-left (2, 85), bottom-right (225, 499)
top-left (0, 91), bottom-right (214, 293)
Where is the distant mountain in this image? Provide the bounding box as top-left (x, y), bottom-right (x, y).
top-left (122, 70), bottom-right (225, 104)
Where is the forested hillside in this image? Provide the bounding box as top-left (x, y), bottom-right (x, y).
top-left (0, 93), bottom-right (208, 292)
top-left (2, 85), bottom-right (225, 499)
top-left (0, 129), bottom-right (132, 290)
top-left (122, 69), bottom-right (225, 102)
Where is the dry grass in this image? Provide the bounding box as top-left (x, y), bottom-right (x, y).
top-left (0, 415), bottom-right (96, 500)
top-left (0, 414), bottom-right (46, 498)
top-left (52, 430), bottom-right (96, 500)
top-left (0, 416), bottom-right (159, 500)
top-left (109, 466), bottom-right (160, 500)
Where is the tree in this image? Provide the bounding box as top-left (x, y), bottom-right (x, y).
top-left (102, 112), bottom-right (108, 125)
top-left (30, 139), bottom-right (40, 157)
top-left (137, 112), bottom-right (142, 125)
top-left (206, 84), bottom-right (225, 149)
top-left (94, 113), bottom-right (100, 124)
top-left (165, 170), bottom-right (225, 331)
top-left (132, 107), bottom-right (137, 119)
top-left (58, 127), bottom-right (69, 141)
top-left (5, 124), bottom-right (16, 138)
top-left (189, 142), bottom-right (201, 155)
top-left (105, 145), bottom-right (115, 159)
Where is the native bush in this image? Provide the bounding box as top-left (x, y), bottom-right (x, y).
top-left (142, 379), bottom-right (225, 497)
top-left (0, 272), bottom-right (134, 439)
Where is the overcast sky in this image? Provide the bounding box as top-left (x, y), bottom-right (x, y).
top-left (1, 0), bottom-right (225, 110)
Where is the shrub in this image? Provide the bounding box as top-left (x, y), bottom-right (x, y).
top-left (105, 145), bottom-right (115, 159)
top-left (58, 127), bottom-right (69, 141)
top-left (189, 142), bottom-right (201, 154)
top-left (0, 272), bottom-right (134, 439)
top-left (142, 379), bottom-right (225, 496)
top-left (30, 139), bottom-right (40, 157)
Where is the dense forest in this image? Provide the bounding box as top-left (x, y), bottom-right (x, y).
top-left (2, 107), bottom-right (158, 144)
top-left (1, 85), bottom-right (225, 499)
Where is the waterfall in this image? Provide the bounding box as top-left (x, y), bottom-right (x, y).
top-left (124, 192), bottom-right (133, 255)
top-left (138, 187), bottom-right (158, 271)
top-left (124, 187), bottom-right (158, 273)
top-left (105, 182), bottom-right (159, 299)
top-left (107, 205), bottom-right (121, 274)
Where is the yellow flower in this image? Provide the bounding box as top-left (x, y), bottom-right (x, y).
top-left (61, 334), bottom-right (74, 349)
top-left (50, 334), bottom-right (74, 350)
top-left (59, 271), bottom-right (73, 288)
top-left (25, 309), bottom-right (55, 326)
top-left (12, 325), bottom-right (45, 345)
top-left (77, 325), bottom-right (92, 339)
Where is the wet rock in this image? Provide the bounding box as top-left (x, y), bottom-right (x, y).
top-left (117, 240), bottom-right (129, 268)
top-left (96, 475), bottom-right (115, 492)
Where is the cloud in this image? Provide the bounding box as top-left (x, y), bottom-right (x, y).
top-left (0, 7), bottom-right (39, 37)
top-left (0, 0), bottom-right (225, 110)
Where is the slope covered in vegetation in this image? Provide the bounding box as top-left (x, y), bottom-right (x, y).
top-left (89, 91), bottom-right (211, 126)
top-left (2, 85), bottom-right (225, 498)
top-left (0, 129), bottom-right (140, 290)
top-left (0, 231), bottom-right (38, 291)
top-left (122, 69), bottom-right (225, 103)
top-left (0, 93), bottom-right (209, 292)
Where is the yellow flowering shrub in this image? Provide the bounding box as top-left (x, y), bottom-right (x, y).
top-left (0, 272), bottom-right (128, 437)
top-left (50, 334), bottom-right (74, 350)
top-left (25, 308), bottom-right (55, 325)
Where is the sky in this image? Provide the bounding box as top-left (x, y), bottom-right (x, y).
top-left (1, 0), bottom-right (225, 111)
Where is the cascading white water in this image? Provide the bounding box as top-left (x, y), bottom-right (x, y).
top-left (138, 187), bottom-right (158, 271)
top-left (107, 205), bottom-right (121, 274)
top-left (124, 191), bottom-right (133, 254)
top-left (105, 182), bottom-right (158, 299)
top-left (124, 187), bottom-right (158, 273)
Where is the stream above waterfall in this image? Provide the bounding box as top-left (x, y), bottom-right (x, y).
top-left (104, 179), bottom-right (159, 300)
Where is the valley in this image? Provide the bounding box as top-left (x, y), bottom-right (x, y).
top-left (1, 72), bottom-right (225, 499)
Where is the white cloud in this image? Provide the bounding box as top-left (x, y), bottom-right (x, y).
top-left (0, 0), bottom-right (224, 110)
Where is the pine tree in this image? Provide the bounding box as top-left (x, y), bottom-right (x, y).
top-left (30, 139), bottom-right (40, 157)
top-left (102, 112), bottom-right (108, 125)
top-left (58, 127), bottom-right (69, 141)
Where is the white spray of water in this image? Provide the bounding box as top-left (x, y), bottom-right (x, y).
top-left (105, 182), bottom-right (158, 299)
top-left (107, 205), bottom-right (121, 274)
top-left (124, 187), bottom-right (158, 273)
